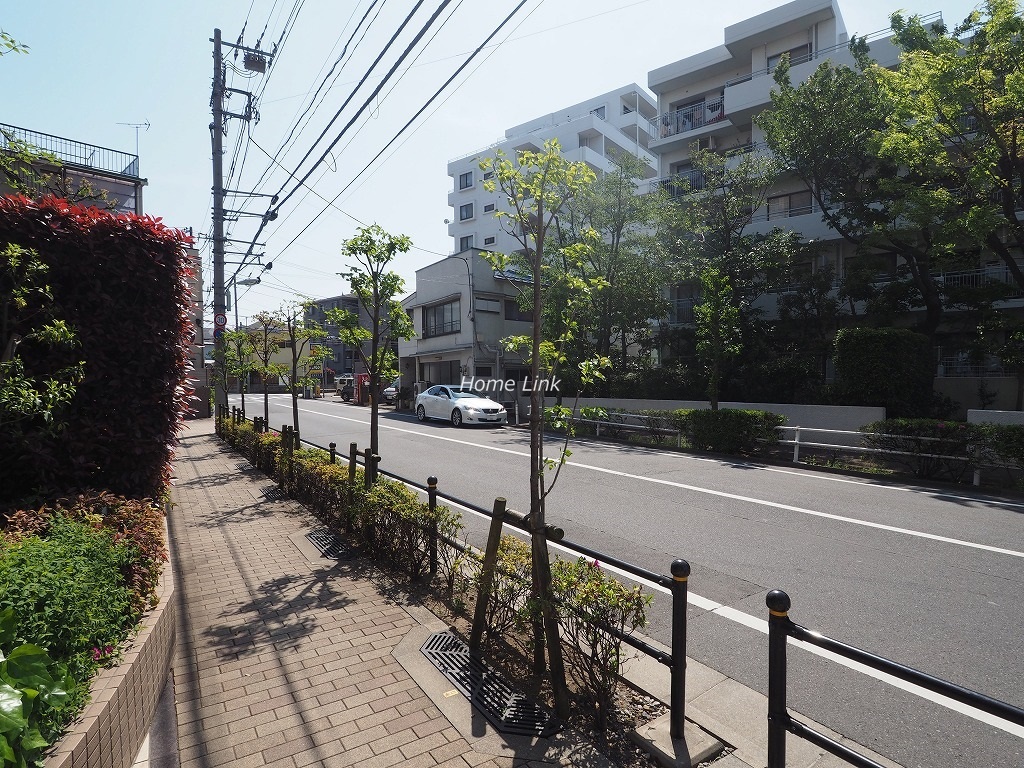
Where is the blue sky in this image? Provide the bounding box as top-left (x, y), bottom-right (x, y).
top-left (2, 0), bottom-right (982, 323)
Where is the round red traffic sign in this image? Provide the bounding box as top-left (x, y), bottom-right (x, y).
top-left (214, 313), bottom-right (227, 327)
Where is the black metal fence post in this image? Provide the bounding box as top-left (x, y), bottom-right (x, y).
top-left (767, 589), bottom-right (792, 768)
top-left (670, 558), bottom-right (690, 738)
top-left (293, 429), bottom-right (300, 451)
top-left (329, 442), bottom-right (337, 464)
top-left (427, 476), bottom-right (438, 577)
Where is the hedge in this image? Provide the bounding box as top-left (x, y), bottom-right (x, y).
top-left (833, 328), bottom-right (933, 417)
top-left (0, 196), bottom-right (195, 506)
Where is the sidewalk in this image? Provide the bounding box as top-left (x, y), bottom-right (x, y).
top-left (151, 418), bottom-right (614, 768)
top-left (139, 417), bottom-right (901, 768)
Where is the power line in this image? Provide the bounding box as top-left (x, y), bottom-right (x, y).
top-left (263, 0), bottom-right (531, 272)
top-left (273, 0), bottom-right (456, 215)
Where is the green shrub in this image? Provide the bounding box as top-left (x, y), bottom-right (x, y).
top-left (474, 535), bottom-right (532, 642)
top-left (0, 608), bottom-right (78, 764)
top-left (861, 419), bottom-right (983, 481)
top-left (4, 493), bottom-right (167, 617)
top-left (550, 557), bottom-right (650, 734)
top-left (0, 517), bottom-right (138, 743)
top-left (678, 408), bottom-right (784, 454)
top-left (979, 423), bottom-right (1024, 470)
top-left (833, 328), bottom-right (933, 417)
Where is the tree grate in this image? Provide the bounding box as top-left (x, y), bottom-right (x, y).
top-left (421, 631), bottom-right (559, 738)
top-left (305, 527), bottom-right (351, 559)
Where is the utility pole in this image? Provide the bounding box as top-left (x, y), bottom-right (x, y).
top-left (210, 28), bottom-right (273, 412)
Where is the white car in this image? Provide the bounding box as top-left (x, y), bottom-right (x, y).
top-left (415, 385), bottom-right (507, 427)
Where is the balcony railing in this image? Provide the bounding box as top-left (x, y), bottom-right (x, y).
top-left (651, 96), bottom-right (726, 141)
top-left (935, 265), bottom-right (1024, 297)
top-left (423, 320), bottom-right (461, 338)
top-left (653, 169), bottom-right (707, 198)
top-left (722, 13), bottom-right (943, 88)
top-left (0, 123), bottom-right (140, 178)
top-left (666, 298), bottom-right (697, 325)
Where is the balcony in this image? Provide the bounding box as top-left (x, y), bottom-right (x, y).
top-left (666, 298), bottom-right (697, 325)
top-left (935, 265), bottom-right (1024, 298)
top-left (652, 169), bottom-right (707, 198)
top-left (649, 96), bottom-right (727, 149)
top-left (1, 123), bottom-right (140, 178)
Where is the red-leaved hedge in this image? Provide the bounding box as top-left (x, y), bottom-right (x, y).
top-left (0, 196), bottom-right (194, 504)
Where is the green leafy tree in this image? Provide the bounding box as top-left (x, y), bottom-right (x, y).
top-left (757, 41), bottom-right (974, 339)
top-left (247, 311), bottom-right (289, 427)
top-left (326, 225), bottom-right (415, 457)
top-left (873, 1), bottom-right (1024, 292)
top-left (223, 328), bottom-right (256, 418)
top-left (0, 29), bottom-right (28, 56)
top-left (480, 138), bottom-right (601, 716)
top-left (279, 301), bottom-right (330, 436)
top-left (552, 152), bottom-right (671, 373)
top-left (694, 266), bottom-right (741, 410)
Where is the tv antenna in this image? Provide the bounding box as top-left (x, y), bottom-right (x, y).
top-left (116, 120), bottom-right (151, 157)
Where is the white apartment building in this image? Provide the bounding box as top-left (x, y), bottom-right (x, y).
top-left (446, 84), bottom-right (659, 258)
top-left (645, 0), bottom-right (910, 321)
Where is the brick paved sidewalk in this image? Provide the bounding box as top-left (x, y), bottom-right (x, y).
top-left (167, 418), bottom-right (562, 768)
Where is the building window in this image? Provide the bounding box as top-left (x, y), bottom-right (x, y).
top-left (459, 235), bottom-right (474, 251)
top-left (459, 170), bottom-right (473, 190)
top-left (484, 203), bottom-right (495, 213)
top-left (483, 236), bottom-right (495, 246)
top-left (474, 297), bottom-right (500, 313)
top-left (423, 299), bottom-right (461, 338)
top-left (768, 44), bottom-right (812, 73)
top-left (475, 366), bottom-right (493, 378)
top-left (483, 170), bottom-right (494, 180)
top-left (505, 299), bottom-right (532, 322)
top-left (459, 202), bottom-right (474, 221)
top-left (591, 105), bottom-right (606, 120)
top-left (767, 190), bottom-right (813, 220)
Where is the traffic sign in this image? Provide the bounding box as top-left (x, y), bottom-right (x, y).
top-left (213, 328), bottom-right (225, 340)
top-left (214, 313), bottom-right (227, 327)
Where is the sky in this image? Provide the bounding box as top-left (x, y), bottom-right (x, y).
top-left (2, 0), bottom-right (984, 326)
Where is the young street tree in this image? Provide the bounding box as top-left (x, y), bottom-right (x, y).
top-left (480, 138), bottom-right (600, 716)
top-left (247, 311), bottom-right (288, 427)
top-left (326, 225), bottom-right (414, 458)
top-left (695, 266), bottom-right (742, 411)
top-left (223, 328), bottom-right (255, 417)
top-left (280, 301), bottom-right (330, 436)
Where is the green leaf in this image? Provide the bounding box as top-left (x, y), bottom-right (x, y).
top-left (0, 683), bottom-right (26, 736)
top-left (3, 646), bottom-right (54, 692)
top-left (18, 725), bottom-right (47, 752)
top-left (0, 733), bottom-right (14, 764)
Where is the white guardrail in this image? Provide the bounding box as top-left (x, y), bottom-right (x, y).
top-left (551, 412), bottom-right (1014, 488)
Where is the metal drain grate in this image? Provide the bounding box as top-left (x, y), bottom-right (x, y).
top-left (305, 527), bottom-right (350, 559)
top-left (421, 631), bottom-right (558, 737)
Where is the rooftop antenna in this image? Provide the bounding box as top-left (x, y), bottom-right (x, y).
top-left (116, 120), bottom-right (151, 157)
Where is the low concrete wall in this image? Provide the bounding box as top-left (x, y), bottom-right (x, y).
top-left (46, 545), bottom-right (176, 768)
top-left (570, 399), bottom-right (886, 432)
top-left (967, 409), bottom-right (1024, 425)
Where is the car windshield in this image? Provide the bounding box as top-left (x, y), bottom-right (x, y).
top-left (448, 388), bottom-right (479, 399)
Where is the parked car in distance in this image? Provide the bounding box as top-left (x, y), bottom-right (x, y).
top-left (382, 377), bottom-right (400, 405)
top-left (334, 374), bottom-right (354, 402)
top-left (414, 385), bottom-right (506, 427)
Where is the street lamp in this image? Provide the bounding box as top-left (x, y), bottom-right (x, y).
top-left (231, 277), bottom-right (261, 329)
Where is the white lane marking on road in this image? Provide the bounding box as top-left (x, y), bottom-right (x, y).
top-left (426, 489), bottom-right (1024, 738)
top-left (295, 405), bottom-right (1024, 560)
top-left (257, 400), bottom-right (1024, 736)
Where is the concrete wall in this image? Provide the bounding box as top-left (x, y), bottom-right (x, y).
top-left (967, 409), bottom-right (1024, 426)
top-left (570, 398), bottom-right (885, 432)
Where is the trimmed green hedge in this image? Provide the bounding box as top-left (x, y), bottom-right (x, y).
top-left (671, 408), bottom-right (785, 454)
top-left (833, 328), bottom-right (933, 417)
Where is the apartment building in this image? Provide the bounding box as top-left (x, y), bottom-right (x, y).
top-left (0, 123), bottom-right (146, 214)
top-left (304, 295), bottom-right (375, 384)
top-left (645, 0), bottom-right (1022, 409)
top-left (446, 84), bottom-right (659, 258)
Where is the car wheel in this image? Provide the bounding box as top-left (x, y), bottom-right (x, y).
top-left (416, 405), bottom-right (426, 422)
top-left (451, 409), bottom-right (463, 427)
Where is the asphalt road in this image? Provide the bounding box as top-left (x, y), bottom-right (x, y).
top-left (232, 394), bottom-right (1024, 768)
